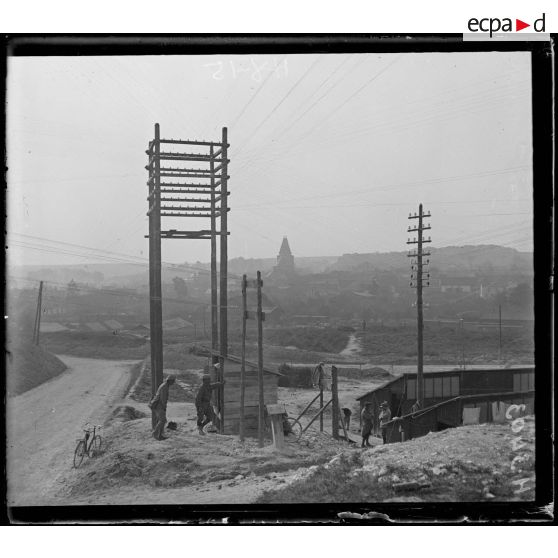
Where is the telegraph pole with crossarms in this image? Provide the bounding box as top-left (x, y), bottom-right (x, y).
top-left (408, 204), bottom-right (431, 408)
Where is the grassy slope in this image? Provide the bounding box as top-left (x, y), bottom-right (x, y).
top-left (257, 417), bottom-right (535, 503)
top-left (6, 340), bottom-right (68, 396)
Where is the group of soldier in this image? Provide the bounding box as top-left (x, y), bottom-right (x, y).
top-left (149, 361), bottom-right (393, 445)
top-left (313, 361), bottom-right (392, 448)
top-left (149, 372), bottom-right (223, 440)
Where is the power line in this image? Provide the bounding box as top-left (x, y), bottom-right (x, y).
top-left (9, 232), bottom-right (245, 279)
top-left (235, 165), bottom-right (532, 210)
top-left (233, 55), bottom-right (322, 161)
top-left (229, 56), bottom-right (288, 129)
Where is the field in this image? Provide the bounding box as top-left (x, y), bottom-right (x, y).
top-left (32, 322), bottom-right (534, 372)
top-left (359, 324), bottom-right (534, 365)
top-left (40, 331), bottom-right (149, 360)
top-left (265, 326), bottom-right (350, 354)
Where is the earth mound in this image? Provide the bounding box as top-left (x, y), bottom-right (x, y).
top-left (6, 340), bottom-right (67, 396)
top-left (109, 405), bottom-right (147, 423)
top-left (257, 416), bottom-right (536, 503)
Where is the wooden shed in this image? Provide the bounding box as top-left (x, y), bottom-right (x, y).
top-left (382, 388), bottom-right (535, 444)
top-left (209, 352), bottom-right (282, 438)
top-left (356, 366), bottom-right (535, 439)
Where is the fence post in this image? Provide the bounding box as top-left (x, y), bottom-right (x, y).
top-left (319, 386), bottom-right (324, 432)
top-left (331, 365), bottom-right (339, 440)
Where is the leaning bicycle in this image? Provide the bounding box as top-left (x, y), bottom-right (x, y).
top-left (73, 424), bottom-right (102, 468)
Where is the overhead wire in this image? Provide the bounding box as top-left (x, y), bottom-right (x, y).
top-left (233, 55), bottom-right (323, 162)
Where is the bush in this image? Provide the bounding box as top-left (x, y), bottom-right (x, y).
top-left (266, 327), bottom-right (350, 353)
top-left (277, 364), bottom-right (314, 388)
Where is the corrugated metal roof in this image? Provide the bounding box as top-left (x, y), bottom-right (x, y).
top-left (356, 366), bottom-right (535, 401)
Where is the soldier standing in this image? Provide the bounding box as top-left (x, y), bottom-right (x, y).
top-left (360, 402), bottom-right (374, 447)
top-left (195, 374), bottom-right (224, 435)
top-left (379, 401), bottom-right (392, 444)
top-left (149, 375), bottom-right (176, 441)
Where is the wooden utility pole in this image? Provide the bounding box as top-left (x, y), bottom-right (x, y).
top-left (256, 271), bottom-right (265, 448)
top-left (408, 204), bottom-right (431, 407)
top-left (318, 368), bottom-right (325, 432)
top-left (209, 144), bottom-right (220, 388)
top-left (498, 304), bottom-right (502, 363)
top-left (331, 365), bottom-right (339, 440)
top-left (242, 274), bottom-right (266, 443)
top-left (33, 281), bottom-right (44, 345)
top-left (460, 318), bottom-right (465, 369)
top-left (148, 123), bottom-right (164, 427)
top-left (219, 126), bottom-right (229, 434)
top-left (240, 274), bottom-right (247, 442)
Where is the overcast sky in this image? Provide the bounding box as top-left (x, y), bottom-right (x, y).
top-left (7, 52), bottom-right (533, 267)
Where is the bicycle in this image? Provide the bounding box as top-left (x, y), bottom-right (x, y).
top-left (73, 424), bottom-right (102, 468)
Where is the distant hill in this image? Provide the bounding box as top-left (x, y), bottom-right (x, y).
top-left (330, 245), bottom-right (532, 275)
top-left (10, 245), bottom-right (532, 289)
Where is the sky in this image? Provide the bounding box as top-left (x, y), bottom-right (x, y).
top-left (7, 52), bottom-right (533, 267)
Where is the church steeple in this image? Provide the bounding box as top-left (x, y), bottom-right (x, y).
top-left (276, 236), bottom-right (295, 272)
top-left (279, 236), bottom-right (292, 257)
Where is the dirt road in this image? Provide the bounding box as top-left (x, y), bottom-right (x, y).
top-left (6, 356), bottom-right (139, 506)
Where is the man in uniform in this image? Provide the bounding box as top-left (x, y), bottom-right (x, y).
top-left (312, 362), bottom-right (327, 391)
top-left (379, 400), bottom-right (392, 444)
top-left (342, 407), bottom-right (352, 431)
top-left (195, 373), bottom-right (224, 435)
top-left (149, 375), bottom-right (176, 441)
top-left (360, 402), bottom-right (374, 447)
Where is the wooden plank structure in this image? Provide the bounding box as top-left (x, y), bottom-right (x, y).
top-left (356, 366), bottom-right (535, 443)
top-left (208, 351), bottom-right (281, 438)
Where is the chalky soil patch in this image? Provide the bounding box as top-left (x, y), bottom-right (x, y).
top-left (257, 417), bottom-right (535, 503)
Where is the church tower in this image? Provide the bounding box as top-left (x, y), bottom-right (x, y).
top-left (276, 236), bottom-right (295, 274)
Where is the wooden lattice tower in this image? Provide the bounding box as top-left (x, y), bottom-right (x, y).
top-left (146, 124), bottom-right (230, 431)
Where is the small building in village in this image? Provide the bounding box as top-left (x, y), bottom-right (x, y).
top-left (356, 366), bottom-right (534, 443)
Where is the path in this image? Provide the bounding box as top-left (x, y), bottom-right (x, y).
top-left (6, 355), bottom-right (139, 506)
top-left (339, 333), bottom-right (362, 357)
